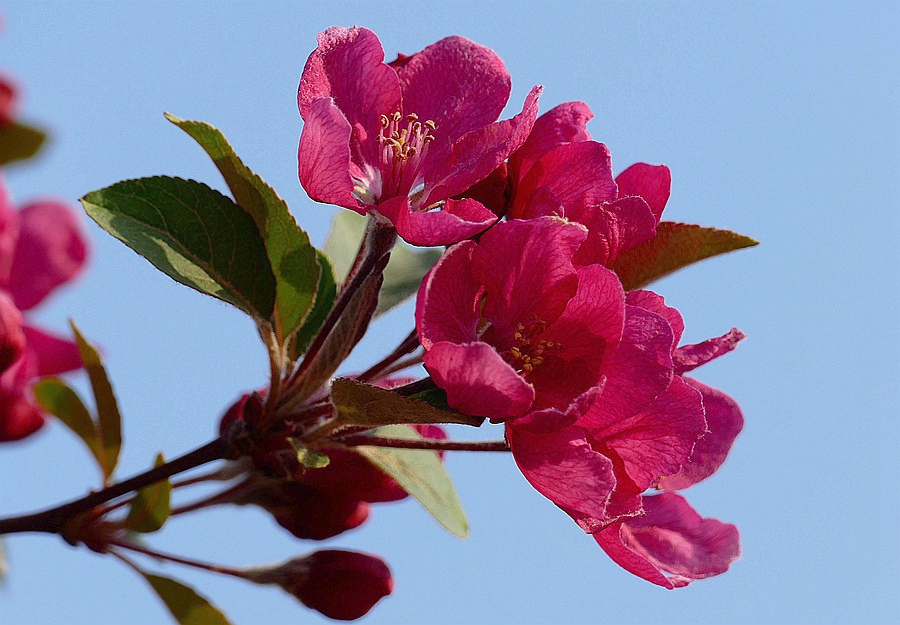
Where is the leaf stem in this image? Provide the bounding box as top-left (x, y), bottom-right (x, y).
top-left (340, 435), bottom-right (510, 452)
top-left (0, 437), bottom-right (230, 537)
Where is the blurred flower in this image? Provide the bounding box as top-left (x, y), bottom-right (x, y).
top-left (0, 177), bottom-right (88, 441)
top-left (297, 26), bottom-right (541, 246)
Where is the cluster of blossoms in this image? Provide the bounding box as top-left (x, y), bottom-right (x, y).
top-left (0, 54), bottom-right (88, 442)
top-left (0, 23), bottom-right (752, 624)
top-left (291, 25), bottom-right (744, 594)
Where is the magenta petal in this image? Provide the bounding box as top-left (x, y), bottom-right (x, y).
top-left (0, 179), bottom-right (20, 282)
top-left (8, 200), bottom-right (88, 311)
top-left (424, 86), bottom-right (542, 206)
top-left (0, 388), bottom-right (44, 442)
top-left (674, 328), bottom-right (746, 374)
top-left (424, 341), bottom-right (534, 420)
top-left (298, 98), bottom-right (366, 213)
top-left (545, 264), bottom-right (625, 374)
top-left (659, 378), bottom-right (744, 490)
top-left (416, 240), bottom-right (481, 349)
top-left (625, 290), bottom-right (685, 347)
top-left (298, 27), bottom-right (400, 133)
top-left (381, 196), bottom-right (496, 247)
top-left (615, 163), bottom-right (671, 223)
top-left (507, 422), bottom-right (615, 526)
top-left (511, 141), bottom-right (617, 220)
top-left (23, 324), bottom-right (82, 376)
top-left (573, 197), bottom-right (658, 266)
top-left (510, 101), bottom-right (594, 179)
top-left (577, 305), bottom-right (674, 429)
top-left (474, 218), bottom-right (584, 342)
top-left (0, 292), bottom-right (25, 373)
top-left (596, 493), bottom-right (740, 588)
top-left (397, 36), bottom-right (511, 143)
top-left (587, 376), bottom-right (705, 490)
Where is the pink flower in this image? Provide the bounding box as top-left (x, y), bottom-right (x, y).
top-left (595, 492), bottom-right (740, 588)
top-left (298, 26), bottom-right (541, 246)
top-left (492, 101), bottom-right (671, 267)
top-left (0, 178), bottom-right (88, 441)
top-left (416, 217), bottom-right (627, 420)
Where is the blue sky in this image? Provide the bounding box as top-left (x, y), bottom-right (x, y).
top-left (1, 2), bottom-right (898, 624)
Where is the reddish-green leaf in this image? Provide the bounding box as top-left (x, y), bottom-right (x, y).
top-left (32, 377), bottom-right (107, 481)
top-left (356, 425), bottom-right (468, 538)
top-left (165, 114), bottom-right (321, 343)
top-left (124, 453), bottom-right (171, 533)
top-left (137, 569), bottom-right (233, 625)
top-left (0, 121), bottom-right (46, 166)
top-left (331, 377), bottom-right (483, 429)
top-left (80, 176), bottom-right (276, 321)
top-left (609, 222), bottom-right (758, 290)
top-left (70, 321), bottom-right (122, 480)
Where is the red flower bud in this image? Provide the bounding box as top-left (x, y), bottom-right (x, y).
top-left (250, 550), bottom-right (393, 621)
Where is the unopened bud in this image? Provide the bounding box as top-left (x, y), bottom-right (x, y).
top-left (247, 550), bottom-right (393, 621)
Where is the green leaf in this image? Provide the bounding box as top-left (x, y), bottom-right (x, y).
top-left (80, 176), bottom-right (276, 321)
top-left (125, 453), bottom-right (171, 533)
top-left (166, 115), bottom-right (321, 341)
top-left (331, 378), bottom-right (483, 428)
top-left (287, 439), bottom-right (331, 468)
top-left (70, 321), bottom-right (122, 480)
top-left (609, 221), bottom-right (759, 290)
top-left (356, 424), bottom-right (468, 538)
top-left (32, 377), bottom-right (107, 478)
top-left (0, 121), bottom-right (46, 166)
top-left (137, 569), bottom-right (233, 625)
top-left (288, 250), bottom-right (336, 359)
top-left (323, 210), bottom-right (440, 316)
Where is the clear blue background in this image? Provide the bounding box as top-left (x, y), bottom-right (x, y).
top-left (1, 2), bottom-right (897, 624)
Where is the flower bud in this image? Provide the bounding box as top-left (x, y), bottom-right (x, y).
top-left (248, 550), bottom-right (393, 621)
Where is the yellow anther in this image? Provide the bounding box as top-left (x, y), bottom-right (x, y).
top-left (406, 113), bottom-right (419, 122)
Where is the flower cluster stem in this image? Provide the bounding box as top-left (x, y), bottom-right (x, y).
top-left (0, 437), bottom-right (230, 537)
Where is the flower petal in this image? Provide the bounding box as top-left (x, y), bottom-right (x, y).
top-left (674, 327), bottom-right (746, 375)
top-left (658, 378), bottom-right (744, 490)
top-left (615, 163), bottom-right (671, 223)
top-left (510, 141), bottom-right (617, 220)
top-left (576, 305), bottom-right (674, 429)
top-left (585, 376), bottom-right (705, 491)
top-left (379, 196), bottom-right (496, 247)
top-left (396, 35), bottom-right (511, 144)
top-left (595, 492), bottom-right (740, 588)
top-left (0, 292), bottom-right (25, 372)
top-left (510, 101), bottom-right (594, 180)
top-left (8, 199), bottom-right (88, 311)
top-left (23, 324), bottom-right (82, 376)
top-left (625, 290), bottom-right (684, 347)
top-left (298, 97), bottom-right (367, 213)
top-left (473, 217), bottom-right (584, 344)
top-left (423, 86), bottom-right (542, 206)
top-left (423, 341), bottom-right (534, 421)
top-left (298, 27), bottom-right (400, 134)
top-left (416, 240), bottom-right (481, 349)
top-left (508, 421), bottom-right (616, 526)
top-left (572, 196), bottom-right (658, 266)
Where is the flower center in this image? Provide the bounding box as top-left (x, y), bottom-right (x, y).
top-left (504, 316), bottom-right (562, 375)
top-left (376, 112), bottom-right (436, 201)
